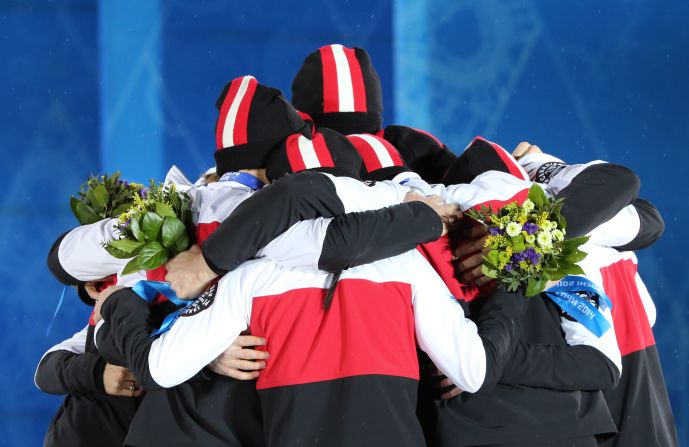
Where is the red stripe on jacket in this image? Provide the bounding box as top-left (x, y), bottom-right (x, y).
top-left (600, 259), bottom-right (655, 356)
top-left (251, 279), bottom-right (419, 390)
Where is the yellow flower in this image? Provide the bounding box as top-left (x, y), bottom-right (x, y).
top-left (522, 199), bottom-right (535, 212)
top-left (525, 234), bottom-right (535, 244)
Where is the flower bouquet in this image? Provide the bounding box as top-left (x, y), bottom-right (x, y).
top-left (104, 181), bottom-right (193, 275)
top-left (464, 184), bottom-right (589, 296)
top-left (70, 172), bottom-right (145, 225)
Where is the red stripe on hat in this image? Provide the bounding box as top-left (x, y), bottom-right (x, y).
top-left (349, 135), bottom-right (382, 171)
top-left (215, 79), bottom-right (242, 149)
top-left (380, 138), bottom-right (405, 166)
top-left (410, 127), bottom-right (443, 148)
top-left (233, 77), bottom-right (258, 146)
top-left (285, 134), bottom-right (308, 172)
top-left (320, 46), bottom-right (340, 113)
top-left (343, 47), bottom-right (367, 112)
top-left (475, 136), bottom-right (528, 181)
top-left (311, 132), bottom-right (335, 167)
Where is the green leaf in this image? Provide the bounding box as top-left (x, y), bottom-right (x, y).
top-left (561, 235), bottom-right (590, 251)
top-left (481, 264), bottom-right (498, 279)
top-left (486, 250), bottom-right (499, 266)
top-left (558, 262), bottom-right (586, 276)
top-left (92, 184), bottom-right (110, 211)
top-left (527, 183), bottom-right (548, 209)
top-left (108, 238), bottom-right (145, 254)
top-left (75, 201), bottom-right (101, 225)
top-left (112, 203), bottom-right (133, 217)
top-left (565, 248), bottom-right (588, 264)
top-left (526, 276), bottom-right (547, 297)
top-left (103, 243), bottom-right (134, 259)
top-left (142, 212), bottom-right (164, 242)
top-left (138, 241), bottom-right (168, 270)
top-left (156, 202), bottom-right (177, 218)
top-left (161, 217), bottom-right (186, 248)
top-left (121, 257), bottom-right (142, 276)
top-left (130, 217), bottom-right (144, 242)
top-left (69, 196), bottom-right (79, 219)
top-left (174, 231), bottom-right (190, 254)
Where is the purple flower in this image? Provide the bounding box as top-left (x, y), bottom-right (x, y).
top-left (523, 247), bottom-right (541, 264)
top-left (139, 188), bottom-right (148, 198)
top-left (504, 263), bottom-right (513, 271)
top-left (523, 222), bottom-right (539, 235)
top-left (488, 227), bottom-right (503, 236)
top-left (512, 251), bottom-right (526, 263)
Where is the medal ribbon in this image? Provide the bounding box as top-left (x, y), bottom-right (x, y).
top-left (543, 275), bottom-right (612, 337)
top-left (132, 281), bottom-right (191, 336)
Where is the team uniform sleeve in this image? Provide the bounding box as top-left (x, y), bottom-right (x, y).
top-left (34, 326), bottom-right (106, 395)
top-left (498, 343), bottom-right (620, 391)
top-left (97, 266), bottom-right (257, 389)
top-left (201, 171), bottom-right (413, 275)
top-left (47, 219), bottom-right (128, 284)
top-left (258, 201), bottom-right (442, 272)
top-left (518, 153), bottom-right (641, 238)
top-left (409, 252), bottom-right (525, 393)
top-left (201, 171), bottom-right (345, 275)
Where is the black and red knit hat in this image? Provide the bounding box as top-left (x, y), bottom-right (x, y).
top-left (214, 75), bottom-right (310, 176)
top-left (266, 128), bottom-right (363, 182)
top-left (380, 125), bottom-right (457, 184)
top-left (291, 44), bottom-right (383, 135)
top-left (441, 136), bottom-right (529, 184)
top-left (346, 133), bottom-right (410, 181)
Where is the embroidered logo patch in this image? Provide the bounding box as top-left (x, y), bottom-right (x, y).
top-left (535, 162), bottom-right (567, 184)
top-left (180, 283), bottom-right (217, 317)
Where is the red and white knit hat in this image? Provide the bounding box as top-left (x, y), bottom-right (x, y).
top-left (266, 128), bottom-right (363, 182)
top-left (346, 133), bottom-right (410, 181)
top-left (291, 44), bottom-right (383, 135)
top-left (214, 75), bottom-right (310, 175)
top-left (442, 136), bottom-right (529, 184)
top-left (379, 125), bottom-right (457, 184)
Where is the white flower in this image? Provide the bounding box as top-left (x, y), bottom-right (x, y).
top-left (551, 229), bottom-right (564, 242)
top-left (525, 234), bottom-right (536, 244)
top-left (522, 199), bottom-right (535, 212)
top-left (536, 231), bottom-right (553, 248)
top-left (506, 222), bottom-right (522, 237)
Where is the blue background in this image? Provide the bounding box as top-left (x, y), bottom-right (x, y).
top-left (1, 1), bottom-right (687, 445)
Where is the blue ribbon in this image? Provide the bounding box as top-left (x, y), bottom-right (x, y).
top-left (132, 281), bottom-right (191, 336)
top-left (543, 275), bottom-right (613, 337)
top-left (218, 171), bottom-right (264, 191)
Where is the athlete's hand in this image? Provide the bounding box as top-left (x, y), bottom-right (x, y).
top-left (453, 220), bottom-right (493, 287)
top-left (92, 285), bottom-right (126, 323)
top-left (405, 192), bottom-right (459, 236)
top-left (423, 363), bottom-right (463, 400)
top-left (512, 141), bottom-right (542, 159)
top-left (165, 245), bottom-right (218, 299)
top-left (103, 363), bottom-right (144, 397)
top-left (208, 335), bottom-right (269, 380)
